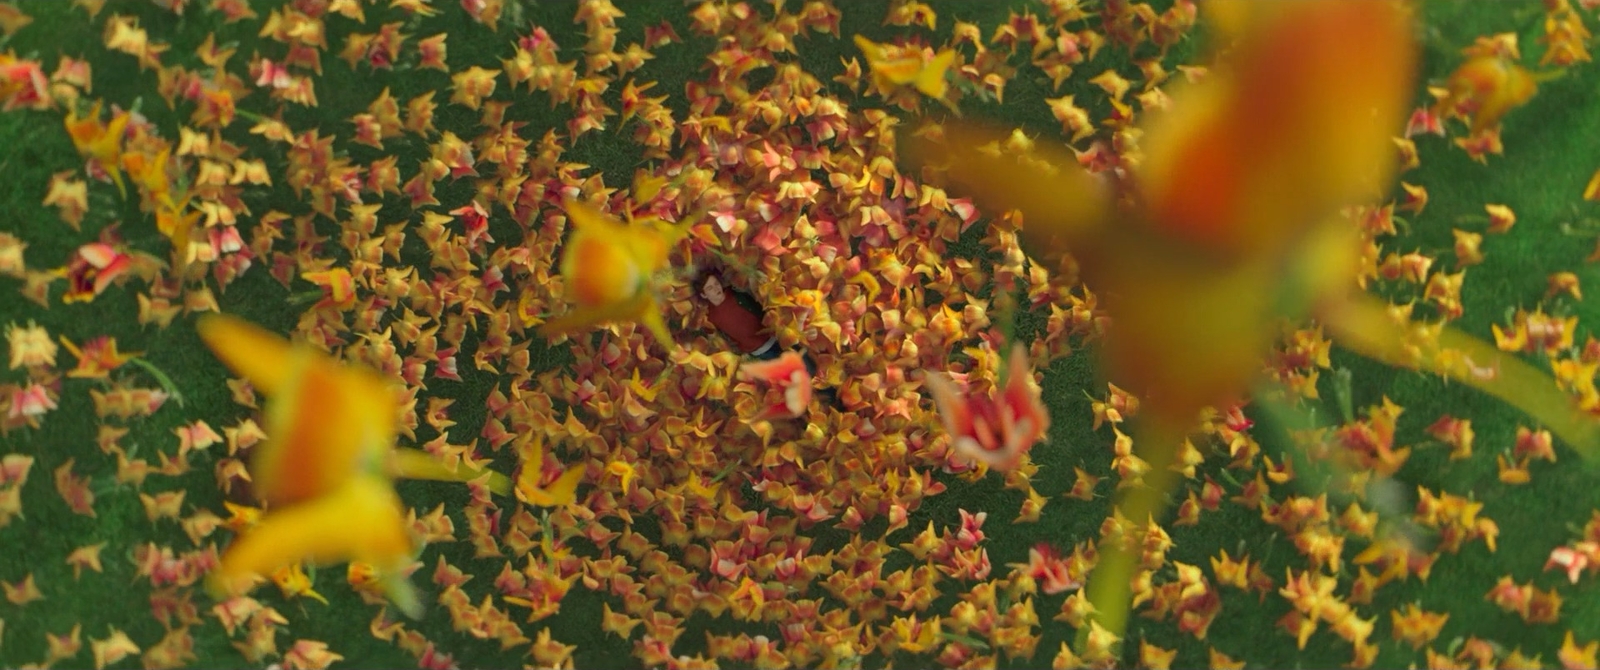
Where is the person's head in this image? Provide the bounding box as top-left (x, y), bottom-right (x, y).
top-left (695, 267), bottom-right (727, 306)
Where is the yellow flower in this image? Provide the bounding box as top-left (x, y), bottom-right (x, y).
top-left (854, 35), bottom-right (956, 101)
top-left (63, 100), bottom-right (130, 195)
top-left (515, 434), bottom-right (585, 508)
top-left (197, 314), bottom-right (510, 618)
top-left (270, 563), bottom-right (329, 605)
top-left (605, 460), bottom-right (637, 494)
top-left (197, 314), bottom-right (397, 506)
top-left (540, 198), bottom-right (695, 350)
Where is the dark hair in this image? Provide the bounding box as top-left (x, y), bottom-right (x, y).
top-left (690, 264), bottom-right (726, 301)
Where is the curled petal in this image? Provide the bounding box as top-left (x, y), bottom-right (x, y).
top-left (391, 447), bottom-right (511, 496)
top-left (208, 475), bottom-right (421, 619)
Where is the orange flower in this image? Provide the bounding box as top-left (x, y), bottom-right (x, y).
top-left (301, 268), bottom-right (357, 310)
top-left (57, 336), bottom-right (138, 378)
top-left (1434, 53), bottom-right (1539, 134)
top-left (120, 143), bottom-right (172, 207)
top-left (0, 53), bottom-right (50, 111)
top-left (63, 100), bottom-right (130, 195)
top-left (540, 198), bottom-right (696, 350)
top-left (854, 35), bottom-right (957, 101)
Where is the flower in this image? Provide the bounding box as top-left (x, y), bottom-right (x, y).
top-left (197, 314), bottom-right (506, 618)
top-left (197, 314), bottom-right (398, 506)
top-left (6, 321), bottom-right (56, 369)
top-left (61, 242), bottom-right (132, 303)
top-left (853, 35), bottom-right (957, 102)
top-left (207, 474), bottom-right (422, 619)
top-left (1011, 542), bottom-right (1081, 595)
top-left (63, 100), bottom-right (130, 194)
top-left (514, 434), bottom-right (585, 508)
top-left (739, 350), bottom-right (814, 419)
top-left (57, 335), bottom-right (138, 378)
top-left (540, 198), bottom-right (697, 351)
top-left (1545, 543), bottom-right (1597, 584)
top-left (1433, 53), bottom-right (1538, 135)
top-left (923, 343), bottom-right (1050, 472)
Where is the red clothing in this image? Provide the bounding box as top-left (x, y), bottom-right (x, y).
top-left (708, 297), bottom-right (771, 353)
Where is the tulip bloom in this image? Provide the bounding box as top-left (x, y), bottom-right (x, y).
top-left (197, 315), bottom-right (510, 617)
top-left (61, 242), bottom-right (132, 304)
top-left (514, 434), bottom-right (586, 508)
top-left (739, 350), bottom-right (814, 420)
top-left (198, 314), bottom-right (400, 506)
top-left (207, 475), bottom-right (422, 618)
top-left (854, 35), bottom-right (957, 101)
top-left (922, 344), bottom-right (1050, 472)
top-left (541, 198), bottom-right (694, 351)
top-left (0, 55), bottom-right (49, 111)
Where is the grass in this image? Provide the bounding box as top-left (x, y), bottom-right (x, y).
top-left (2, 0), bottom-right (1599, 668)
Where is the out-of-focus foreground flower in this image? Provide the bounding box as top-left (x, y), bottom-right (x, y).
top-left (904, 0), bottom-right (1598, 654)
top-left (197, 314), bottom-right (509, 618)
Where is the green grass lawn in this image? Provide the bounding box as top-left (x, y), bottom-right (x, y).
top-left (3, 0), bottom-right (1600, 668)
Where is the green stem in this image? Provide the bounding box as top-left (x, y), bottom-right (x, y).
top-left (938, 631), bottom-right (992, 651)
top-left (709, 460), bottom-right (740, 484)
top-left (234, 108), bottom-right (272, 123)
top-left (1331, 367), bottom-right (1354, 425)
top-left (995, 287), bottom-right (1020, 386)
top-left (1215, 468), bottom-right (1243, 488)
top-left (287, 290), bottom-right (324, 306)
top-left (128, 357), bottom-right (185, 407)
